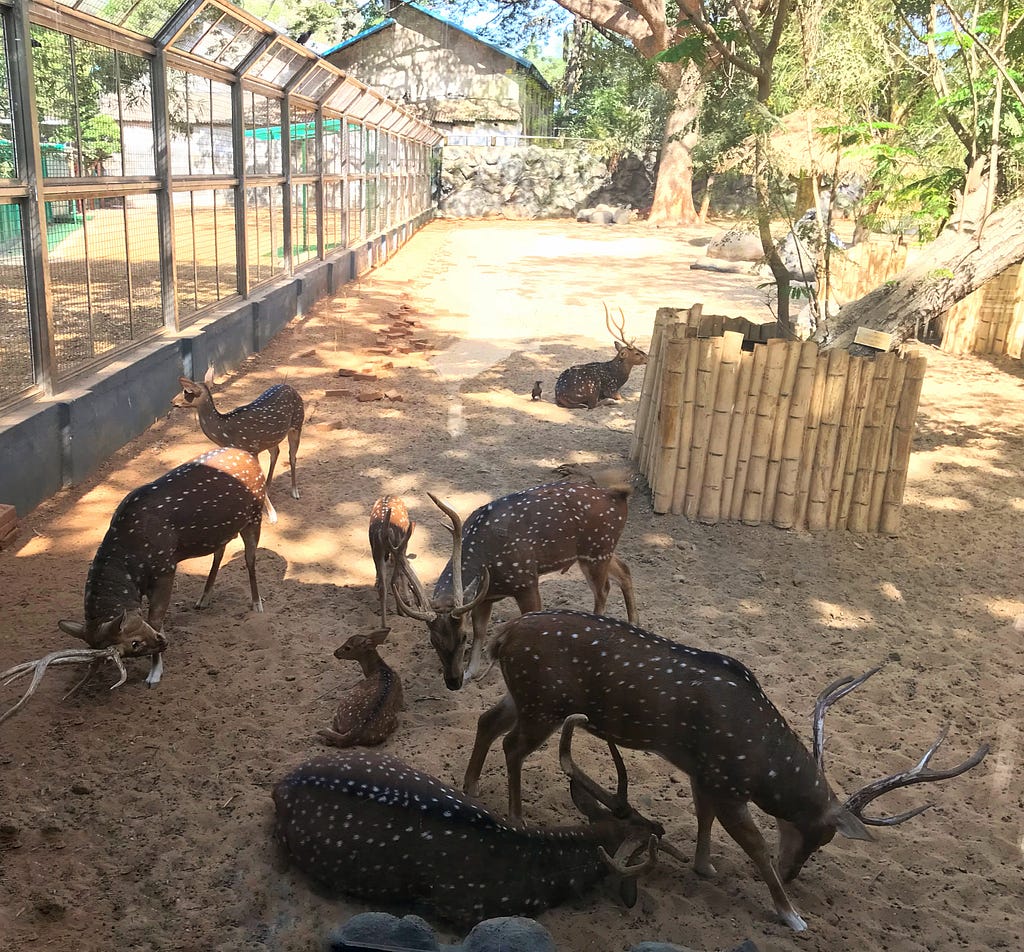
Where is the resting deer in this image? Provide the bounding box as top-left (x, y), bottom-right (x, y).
top-left (464, 609), bottom-right (989, 932)
top-left (368, 495), bottom-right (422, 626)
top-left (554, 305), bottom-right (648, 409)
top-left (275, 713), bottom-right (664, 926)
top-left (392, 472), bottom-right (637, 690)
top-left (179, 368), bottom-right (303, 524)
top-left (0, 447), bottom-right (265, 723)
top-left (318, 629), bottom-right (404, 748)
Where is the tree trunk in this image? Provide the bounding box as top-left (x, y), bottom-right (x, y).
top-left (817, 196), bottom-right (1024, 351)
top-left (648, 63), bottom-right (701, 225)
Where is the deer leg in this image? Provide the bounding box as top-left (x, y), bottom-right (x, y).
top-left (513, 585), bottom-right (542, 614)
top-left (195, 546), bottom-right (226, 610)
top-left (287, 427), bottom-right (301, 500)
top-left (145, 573), bottom-right (175, 687)
top-left (503, 717), bottom-right (558, 822)
top-left (713, 800), bottom-right (807, 932)
top-left (606, 555), bottom-right (638, 624)
top-left (579, 557), bottom-right (613, 615)
top-left (263, 446), bottom-right (280, 525)
top-left (463, 694), bottom-right (517, 797)
top-left (240, 523), bottom-right (264, 613)
top-left (463, 601), bottom-right (496, 684)
top-left (690, 779), bottom-right (718, 877)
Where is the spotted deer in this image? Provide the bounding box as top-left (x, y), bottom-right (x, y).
top-left (554, 305), bottom-right (648, 409)
top-left (464, 610), bottom-right (989, 931)
top-left (0, 447), bottom-right (266, 723)
top-left (274, 713), bottom-right (666, 926)
top-left (368, 495), bottom-right (422, 626)
top-left (318, 629), bottom-right (404, 748)
top-left (392, 472), bottom-right (638, 690)
top-left (179, 368), bottom-right (303, 524)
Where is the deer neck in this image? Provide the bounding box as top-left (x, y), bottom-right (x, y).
top-left (194, 395), bottom-right (230, 444)
top-left (605, 355), bottom-right (631, 387)
top-left (83, 544), bottom-right (144, 635)
top-left (752, 731), bottom-right (833, 824)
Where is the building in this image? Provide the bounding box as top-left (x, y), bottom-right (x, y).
top-left (323, 2), bottom-right (554, 142)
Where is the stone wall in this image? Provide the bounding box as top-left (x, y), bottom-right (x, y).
top-left (439, 146), bottom-right (655, 219)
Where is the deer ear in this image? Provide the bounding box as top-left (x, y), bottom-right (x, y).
top-left (613, 340), bottom-right (625, 353)
top-left (828, 802), bottom-right (874, 841)
top-left (368, 628), bottom-right (391, 645)
top-left (58, 619), bottom-right (87, 640)
top-left (617, 875), bottom-right (639, 908)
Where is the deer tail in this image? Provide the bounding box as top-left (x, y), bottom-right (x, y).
top-left (589, 463), bottom-right (635, 498)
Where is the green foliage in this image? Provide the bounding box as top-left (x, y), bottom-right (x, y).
top-left (79, 115), bottom-right (120, 166)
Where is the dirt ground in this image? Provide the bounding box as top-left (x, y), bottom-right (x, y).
top-left (1, 219), bottom-right (1022, 952)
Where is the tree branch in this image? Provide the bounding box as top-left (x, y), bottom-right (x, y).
top-left (553, 0), bottom-right (658, 50)
top-left (945, 2), bottom-right (1024, 113)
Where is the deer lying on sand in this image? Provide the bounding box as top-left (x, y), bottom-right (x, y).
top-left (554, 305), bottom-right (648, 409)
top-left (318, 629), bottom-right (403, 748)
top-left (179, 368), bottom-right (303, 524)
top-left (393, 471), bottom-right (637, 689)
top-left (368, 495), bottom-right (422, 626)
top-left (464, 610), bottom-right (989, 932)
top-left (0, 447), bottom-right (266, 723)
top-left (275, 713), bottom-right (666, 926)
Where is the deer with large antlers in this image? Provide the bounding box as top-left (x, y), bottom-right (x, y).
top-left (368, 495), bottom-right (422, 626)
top-left (179, 369), bottom-right (303, 524)
top-left (0, 447), bottom-right (266, 724)
top-left (274, 713), bottom-right (664, 926)
top-left (554, 305), bottom-right (648, 409)
top-left (464, 610), bottom-right (989, 931)
top-left (392, 472), bottom-right (638, 690)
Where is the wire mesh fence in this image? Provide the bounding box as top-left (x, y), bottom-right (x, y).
top-left (0, 0), bottom-right (441, 406)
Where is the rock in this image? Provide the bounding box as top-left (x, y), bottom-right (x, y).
top-left (706, 230), bottom-right (763, 262)
top-left (589, 209), bottom-right (614, 225)
top-left (357, 390), bottom-right (384, 402)
top-left (613, 207), bottom-right (634, 225)
top-left (461, 917), bottom-right (556, 952)
top-left (628, 944), bottom-right (701, 952)
top-left (690, 257), bottom-right (753, 274)
top-left (326, 912), bottom-right (440, 951)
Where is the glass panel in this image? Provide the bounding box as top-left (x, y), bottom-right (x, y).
top-left (365, 177), bottom-right (377, 234)
top-left (174, 188), bottom-right (237, 320)
top-left (0, 17), bottom-right (15, 179)
top-left (0, 203), bottom-right (33, 400)
top-left (322, 115), bottom-right (343, 175)
top-left (292, 65), bottom-right (336, 102)
top-left (365, 126), bottom-right (377, 173)
top-left (291, 183), bottom-right (317, 266)
top-left (246, 184), bottom-right (285, 286)
top-left (289, 106), bottom-right (316, 175)
top-left (248, 42), bottom-right (306, 87)
top-left (243, 90), bottom-right (282, 176)
top-left (172, 4), bottom-right (223, 55)
top-left (347, 121), bottom-right (363, 170)
top-left (53, 0), bottom-right (174, 37)
top-left (124, 194), bottom-right (163, 339)
top-left (347, 178), bottom-right (362, 244)
top-left (323, 180), bottom-right (344, 252)
top-left (32, 27), bottom-right (155, 179)
top-left (168, 70), bottom-right (233, 176)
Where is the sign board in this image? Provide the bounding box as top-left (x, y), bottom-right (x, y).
top-left (854, 327), bottom-right (895, 351)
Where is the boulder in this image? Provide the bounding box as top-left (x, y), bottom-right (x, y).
top-left (326, 913), bottom-right (439, 951)
top-left (706, 230), bottom-right (763, 262)
top-left (461, 917), bottom-right (556, 952)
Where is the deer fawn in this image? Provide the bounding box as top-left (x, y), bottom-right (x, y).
top-left (318, 629), bottom-right (404, 748)
top-left (0, 447), bottom-right (266, 723)
top-left (554, 305), bottom-right (648, 409)
top-left (179, 368), bottom-right (303, 524)
top-left (392, 472), bottom-right (638, 690)
top-left (368, 495), bottom-right (422, 626)
top-left (275, 713), bottom-right (664, 926)
top-left (464, 610), bottom-right (989, 931)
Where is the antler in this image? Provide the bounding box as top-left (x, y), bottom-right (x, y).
top-left (599, 833), bottom-right (658, 877)
top-left (426, 492), bottom-right (490, 617)
top-left (843, 726), bottom-right (990, 826)
top-left (604, 303), bottom-right (629, 344)
top-left (384, 521), bottom-right (434, 617)
top-left (813, 665), bottom-right (883, 769)
top-left (1, 647), bottom-right (129, 725)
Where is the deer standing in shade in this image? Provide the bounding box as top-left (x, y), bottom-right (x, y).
top-left (392, 471), bottom-right (637, 690)
top-left (554, 305), bottom-right (648, 409)
top-left (179, 368), bottom-right (303, 524)
top-left (463, 609), bottom-right (989, 931)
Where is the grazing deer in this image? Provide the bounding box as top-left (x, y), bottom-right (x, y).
top-left (392, 472), bottom-right (638, 690)
top-left (0, 447), bottom-right (265, 723)
top-left (179, 368), bottom-right (303, 524)
top-left (464, 610), bottom-right (989, 932)
top-left (275, 713), bottom-right (665, 926)
top-left (554, 305), bottom-right (648, 409)
top-left (318, 629), bottom-right (404, 748)
top-left (368, 495), bottom-right (421, 626)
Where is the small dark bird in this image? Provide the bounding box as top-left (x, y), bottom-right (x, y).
top-left (531, 381), bottom-right (542, 401)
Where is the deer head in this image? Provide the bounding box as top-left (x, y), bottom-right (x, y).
top-left (391, 492), bottom-right (490, 689)
top-left (605, 303), bottom-right (648, 369)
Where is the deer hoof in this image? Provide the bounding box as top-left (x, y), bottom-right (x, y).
top-left (291, 488), bottom-right (300, 500)
top-left (694, 860), bottom-right (717, 878)
top-left (252, 598), bottom-right (265, 613)
top-left (780, 910), bottom-right (808, 932)
top-left (266, 509), bottom-right (279, 525)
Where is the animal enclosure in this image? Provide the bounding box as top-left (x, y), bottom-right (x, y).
top-left (939, 262), bottom-right (1024, 359)
top-left (633, 305), bottom-right (928, 533)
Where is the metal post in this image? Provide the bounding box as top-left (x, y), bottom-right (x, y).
top-left (315, 105), bottom-right (324, 260)
top-left (281, 90), bottom-right (292, 273)
top-left (232, 80), bottom-right (249, 296)
top-left (151, 48), bottom-right (178, 330)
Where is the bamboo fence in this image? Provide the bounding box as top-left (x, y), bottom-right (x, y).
top-left (940, 263), bottom-right (1024, 359)
top-left (632, 305), bottom-right (928, 534)
top-left (828, 240), bottom-right (909, 304)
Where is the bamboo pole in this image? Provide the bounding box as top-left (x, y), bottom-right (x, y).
top-left (773, 341), bottom-right (819, 529)
top-left (794, 354), bottom-right (829, 529)
top-left (631, 307), bottom-right (678, 463)
top-left (827, 356), bottom-right (861, 529)
top-left (699, 331), bottom-right (744, 523)
top-left (652, 337), bottom-right (689, 513)
top-left (763, 341), bottom-right (802, 523)
top-left (683, 336), bottom-right (722, 520)
top-left (838, 359), bottom-right (875, 528)
top-left (847, 353), bottom-right (894, 532)
top-left (729, 342), bottom-right (768, 521)
top-left (867, 355), bottom-right (908, 531)
top-left (879, 355), bottom-right (928, 534)
top-left (742, 339), bottom-right (788, 525)
top-left (670, 337), bottom-right (701, 513)
top-left (808, 349), bottom-right (849, 531)
top-left (642, 313), bottom-right (693, 480)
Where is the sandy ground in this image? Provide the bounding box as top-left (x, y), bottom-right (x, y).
top-left (0, 219), bottom-right (1021, 952)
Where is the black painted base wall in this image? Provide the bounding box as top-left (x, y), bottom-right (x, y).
top-left (0, 216), bottom-right (431, 517)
